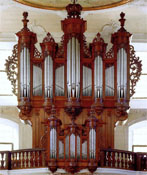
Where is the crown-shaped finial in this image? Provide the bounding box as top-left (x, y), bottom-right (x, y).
top-left (66, 0), bottom-right (82, 18)
top-left (22, 12), bottom-right (29, 29)
top-left (71, 0), bottom-right (77, 4)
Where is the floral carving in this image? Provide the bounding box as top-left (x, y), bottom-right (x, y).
top-left (130, 45), bottom-right (142, 97)
top-left (106, 47), bottom-right (114, 59)
top-left (43, 32), bottom-right (55, 43)
top-left (93, 33), bottom-right (104, 43)
top-left (56, 35), bottom-right (64, 58)
top-left (34, 47), bottom-right (42, 58)
top-left (5, 44), bottom-right (18, 96)
top-left (83, 35), bottom-right (91, 58)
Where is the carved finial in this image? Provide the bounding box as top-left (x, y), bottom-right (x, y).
top-left (51, 105), bottom-right (56, 116)
top-left (90, 105), bottom-right (96, 117)
top-left (22, 12), bottom-right (29, 29)
top-left (119, 12), bottom-right (126, 28)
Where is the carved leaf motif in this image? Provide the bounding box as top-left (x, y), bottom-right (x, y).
top-left (43, 32), bottom-right (55, 43)
top-left (5, 44), bottom-right (18, 96)
top-left (130, 45), bottom-right (142, 97)
top-left (106, 47), bottom-right (114, 59)
top-left (56, 35), bottom-right (64, 58)
top-left (93, 32), bottom-right (104, 43)
top-left (83, 35), bottom-right (91, 58)
top-left (34, 47), bottom-right (42, 58)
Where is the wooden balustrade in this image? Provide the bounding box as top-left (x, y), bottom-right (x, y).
top-left (100, 148), bottom-right (147, 171)
top-left (0, 148), bottom-right (45, 170)
top-left (0, 148), bottom-right (147, 171)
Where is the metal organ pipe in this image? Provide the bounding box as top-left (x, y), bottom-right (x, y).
top-left (44, 55), bottom-right (53, 98)
top-left (94, 56), bottom-right (103, 99)
top-left (20, 47), bottom-right (30, 98)
top-left (89, 129), bottom-right (96, 159)
top-left (50, 128), bottom-right (57, 159)
top-left (117, 48), bottom-right (127, 99)
top-left (67, 37), bottom-right (80, 98)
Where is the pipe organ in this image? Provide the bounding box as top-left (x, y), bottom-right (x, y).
top-left (6, 1), bottom-right (142, 174)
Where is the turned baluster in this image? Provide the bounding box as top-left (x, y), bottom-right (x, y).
top-left (25, 151), bottom-right (29, 168)
top-left (11, 153), bottom-right (14, 169)
top-left (37, 151), bottom-right (40, 167)
top-left (117, 152), bottom-right (120, 168)
top-left (108, 151), bottom-right (111, 167)
top-left (121, 152), bottom-right (124, 169)
top-left (128, 153), bottom-right (131, 169)
top-left (143, 154), bottom-right (147, 170)
top-left (1, 153), bottom-right (4, 168)
top-left (22, 151), bottom-right (25, 168)
top-left (131, 153), bottom-right (135, 170)
top-left (39, 150), bottom-right (42, 167)
top-left (112, 151), bottom-right (115, 168)
top-left (18, 152), bottom-right (21, 168)
top-left (125, 153), bottom-right (128, 169)
top-left (30, 151), bottom-right (34, 167)
top-left (35, 151), bottom-right (38, 167)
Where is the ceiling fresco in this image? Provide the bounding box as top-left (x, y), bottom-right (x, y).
top-left (13, 0), bottom-right (133, 10)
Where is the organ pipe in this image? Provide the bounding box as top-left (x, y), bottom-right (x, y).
top-left (44, 55), bottom-right (53, 98)
top-left (67, 37), bottom-right (80, 98)
top-left (89, 128), bottom-right (96, 159)
top-left (117, 48), bottom-right (127, 99)
top-left (55, 66), bottom-right (64, 96)
top-left (50, 128), bottom-right (57, 159)
top-left (105, 65), bottom-right (114, 96)
top-left (83, 66), bottom-right (92, 96)
top-left (94, 56), bottom-right (103, 99)
top-left (20, 47), bottom-right (30, 98)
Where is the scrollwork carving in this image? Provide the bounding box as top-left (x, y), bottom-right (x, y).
top-left (83, 35), bottom-right (91, 58)
top-left (34, 47), bottom-right (42, 58)
top-left (43, 32), bottom-right (55, 43)
top-left (106, 47), bottom-right (114, 59)
top-left (5, 44), bottom-right (18, 96)
top-left (130, 45), bottom-right (142, 97)
top-left (56, 35), bottom-right (64, 58)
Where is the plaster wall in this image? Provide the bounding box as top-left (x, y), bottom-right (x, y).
top-left (115, 108), bottom-right (147, 151)
top-left (0, 106), bottom-right (32, 149)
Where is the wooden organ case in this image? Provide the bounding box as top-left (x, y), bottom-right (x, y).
top-left (6, 1), bottom-right (142, 174)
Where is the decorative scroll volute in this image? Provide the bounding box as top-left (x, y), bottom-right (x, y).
top-left (5, 44), bottom-right (18, 96)
top-left (130, 45), bottom-right (142, 97)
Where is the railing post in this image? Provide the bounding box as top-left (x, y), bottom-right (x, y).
top-left (100, 150), bottom-right (105, 167)
top-left (7, 151), bottom-right (11, 170)
top-left (135, 153), bottom-right (141, 171)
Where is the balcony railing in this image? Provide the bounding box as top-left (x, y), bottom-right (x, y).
top-left (100, 148), bottom-right (147, 171)
top-left (0, 148), bottom-right (45, 170)
top-left (0, 148), bottom-right (146, 171)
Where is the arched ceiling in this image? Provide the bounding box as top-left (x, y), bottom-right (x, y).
top-left (13, 0), bottom-right (133, 10)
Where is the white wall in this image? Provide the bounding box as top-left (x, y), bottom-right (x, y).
top-left (0, 106), bottom-right (32, 150)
